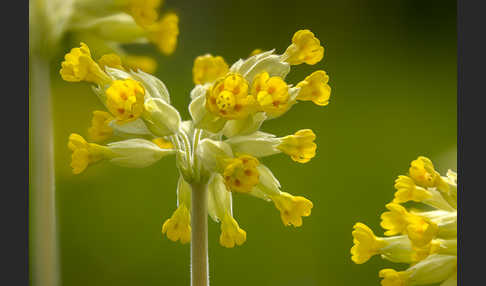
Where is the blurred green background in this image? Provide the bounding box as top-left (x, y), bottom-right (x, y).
top-left (40, 0), bottom-right (456, 285)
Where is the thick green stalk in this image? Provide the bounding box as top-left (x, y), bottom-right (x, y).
top-left (190, 182), bottom-right (209, 286)
top-left (30, 56), bottom-right (60, 286)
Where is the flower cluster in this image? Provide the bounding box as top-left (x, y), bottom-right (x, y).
top-left (32, 0), bottom-right (179, 73)
top-left (351, 156), bottom-right (457, 286)
top-left (62, 29), bottom-right (332, 248)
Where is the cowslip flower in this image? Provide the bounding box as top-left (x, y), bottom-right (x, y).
top-left (62, 29), bottom-right (332, 285)
top-left (351, 156), bottom-right (457, 286)
top-left (32, 0), bottom-right (179, 74)
top-left (30, 1), bottom-right (177, 284)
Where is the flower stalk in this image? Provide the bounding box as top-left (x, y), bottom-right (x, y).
top-left (190, 182), bottom-right (210, 286)
top-left (30, 56), bottom-right (60, 286)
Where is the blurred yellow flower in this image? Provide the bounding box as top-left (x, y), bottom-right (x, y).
top-left (350, 156), bottom-right (457, 286)
top-left (192, 54), bottom-right (229, 85)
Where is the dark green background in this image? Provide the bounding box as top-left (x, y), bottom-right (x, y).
top-left (39, 0), bottom-right (456, 285)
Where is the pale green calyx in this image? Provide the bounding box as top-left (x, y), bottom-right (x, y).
top-left (108, 138), bottom-right (175, 168)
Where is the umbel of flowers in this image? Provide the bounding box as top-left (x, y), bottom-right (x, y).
top-left (62, 29), bottom-right (331, 248)
top-left (32, 0), bottom-right (179, 72)
top-left (351, 156), bottom-right (457, 286)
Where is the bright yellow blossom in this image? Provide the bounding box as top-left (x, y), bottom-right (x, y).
top-left (409, 156), bottom-right (440, 188)
top-left (127, 0), bottom-right (161, 28)
top-left (283, 29), bottom-right (324, 65)
top-left (271, 192), bottom-right (313, 227)
top-left (147, 12), bottom-right (179, 55)
top-left (219, 214), bottom-right (247, 248)
top-left (276, 129), bottom-right (316, 163)
top-left (105, 78), bottom-right (145, 124)
top-left (68, 133), bottom-right (111, 174)
top-left (393, 175), bottom-right (432, 203)
top-left (406, 217), bottom-right (439, 248)
top-left (380, 203), bottom-right (438, 247)
top-left (206, 73), bottom-right (255, 120)
top-left (296, 70), bottom-right (331, 106)
top-left (192, 54), bottom-right (229, 85)
top-left (223, 155), bottom-right (260, 193)
top-left (379, 269), bottom-right (410, 286)
top-left (162, 204), bottom-right (191, 244)
top-left (88, 110), bottom-right (114, 142)
top-left (351, 223), bottom-right (387, 264)
top-left (152, 137), bottom-right (174, 149)
top-left (251, 72), bottom-right (290, 117)
top-left (380, 203), bottom-right (413, 236)
top-left (351, 157), bottom-right (457, 286)
top-left (60, 42), bottom-right (111, 85)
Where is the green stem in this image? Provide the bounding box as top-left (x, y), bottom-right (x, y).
top-left (190, 182), bottom-right (209, 286)
top-left (192, 129), bottom-right (202, 181)
top-left (30, 56), bottom-right (60, 286)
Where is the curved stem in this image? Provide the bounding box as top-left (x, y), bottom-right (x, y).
top-left (30, 56), bottom-right (60, 286)
top-left (190, 182), bottom-right (209, 286)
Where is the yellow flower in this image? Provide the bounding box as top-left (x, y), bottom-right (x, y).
top-left (147, 12), bottom-right (179, 55)
top-left (127, 0), bottom-right (161, 28)
top-left (162, 204), bottom-right (191, 244)
top-left (206, 73), bottom-right (255, 120)
top-left (393, 175), bottom-right (432, 203)
top-left (276, 129), bottom-right (317, 163)
top-left (219, 213), bottom-right (247, 248)
top-left (251, 72), bottom-right (290, 117)
top-left (60, 42), bottom-right (111, 85)
top-left (123, 55), bottom-right (157, 74)
top-left (223, 155), bottom-right (260, 193)
top-left (67, 133), bottom-right (111, 174)
top-left (98, 53), bottom-right (126, 71)
top-left (271, 192), bottom-right (313, 227)
top-left (152, 137), bottom-right (174, 149)
top-left (351, 157), bottom-right (457, 285)
top-left (249, 49), bottom-right (263, 56)
top-left (351, 223), bottom-right (387, 264)
top-left (409, 156), bottom-right (440, 188)
top-left (88, 110), bottom-right (114, 142)
top-left (192, 54), bottom-right (229, 85)
top-left (105, 78), bottom-right (146, 124)
top-left (380, 203), bottom-right (438, 247)
top-left (379, 269), bottom-right (410, 286)
top-left (406, 217), bottom-right (438, 248)
top-left (283, 29), bottom-right (324, 65)
top-left (296, 70), bottom-right (331, 106)
top-left (380, 203), bottom-right (412, 236)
